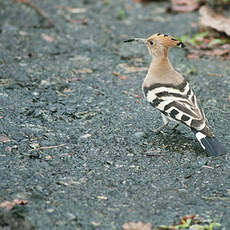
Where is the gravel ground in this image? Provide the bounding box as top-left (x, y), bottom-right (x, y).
top-left (0, 0), bottom-right (230, 229)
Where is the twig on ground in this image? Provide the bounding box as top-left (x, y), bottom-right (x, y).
top-left (15, 0), bottom-right (54, 27)
top-left (30, 144), bottom-right (66, 151)
top-left (207, 73), bottom-right (224, 77)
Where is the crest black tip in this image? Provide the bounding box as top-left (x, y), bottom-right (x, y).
top-left (177, 42), bottom-right (185, 48)
top-left (124, 39), bottom-right (135, 43)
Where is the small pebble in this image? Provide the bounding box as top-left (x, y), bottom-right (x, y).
top-left (134, 131), bottom-right (145, 138)
top-left (80, 134), bottom-right (91, 139)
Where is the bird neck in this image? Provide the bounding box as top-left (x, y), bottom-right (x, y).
top-left (149, 54), bottom-right (174, 73)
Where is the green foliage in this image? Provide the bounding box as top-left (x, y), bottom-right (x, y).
top-left (177, 32), bottom-right (230, 47)
top-left (116, 8), bottom-right (125, 20)
top-left (178, 32), bottom-right (209, 46)
top-left (158, 219), bottom-right (221, 230)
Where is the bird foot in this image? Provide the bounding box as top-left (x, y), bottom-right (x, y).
top-left (153, 124), bottom-right (168, 133)
top-left (153, 123), bottom-right (179, 133)
top-left (168, 123), bottom-right (179, 130)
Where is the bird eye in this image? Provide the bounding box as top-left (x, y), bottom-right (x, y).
top-left (149, 40), bottom-right (154, 45)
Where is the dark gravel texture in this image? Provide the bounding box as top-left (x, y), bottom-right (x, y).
top-left (0, 0), bottom-right (230, 229)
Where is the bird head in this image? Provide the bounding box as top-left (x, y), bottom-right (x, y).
top-left (124, 33), bottom-right (184, 57)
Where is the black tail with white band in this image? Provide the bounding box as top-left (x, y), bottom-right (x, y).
top-left (192, 130), bottom-right (226, 156)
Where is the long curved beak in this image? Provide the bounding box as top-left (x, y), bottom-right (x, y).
top-left (124, 38), bottom-right (146, 43)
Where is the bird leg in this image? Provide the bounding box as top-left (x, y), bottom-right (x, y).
top-left (154, 114), bottom-right (179, 133)
top-left (154, 114), bottom-right (169, 133)
top-left (169, 123), bottom-right (179, 130)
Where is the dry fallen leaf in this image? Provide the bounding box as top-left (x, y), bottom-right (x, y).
top-left (118, 63), bottom-right (148, 73)
top-left (122, 221), bottom-right (152, 230)
top-left (41, 33), bottom-right (55, 43)
top-left (64, 15), bottom-right (88, 25)
top-left (63, 88), bottom-right (74, 93)
top-left (66, 7), bottom-right (86, 14)
top-left (228, 94), bottom-right (230, 103)
top-left (186, 44), bottom-right (230, 59)
top-left (0, 135), bottom-right (11, 143)
top-left (54, 5), bottom-right (87, 14)
top-left (91, 221), bottom-right (101, 226)
top-left (178, 214), bottom-right (195, 225)
top-left (133, 0), bottom-right (154, 3)
top-left (207, 73), bottom-right (223, 77)
top-left (0, 199), bottom-right (28, 211)
top-left (73, 68), bottom-right (93, 74)
top-left (45, 155), bottom-right (52, 160)
top-left (186, 53), bottom-right (200, 59)
top-left (97, 195), bottom-right (107, 200)
top-left (122, 90), bottom-right (142, 98)
top-left (204, 48), bottom-right (229, 56)
top-left (171, 0), bottom-right (199, 12)
top-left (112, 72), bottom-right (129, 80)
top-left (202, 165), bottom-right (214, 169)
top-left (199, 5), bottom-right (230, 36)
top-left (68, 77), bottom-right (83, 81)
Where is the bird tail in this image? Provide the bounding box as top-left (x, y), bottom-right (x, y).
top-left (192, 130), bottom-right (227, 156)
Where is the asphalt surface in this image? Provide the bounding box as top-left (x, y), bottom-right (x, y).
top-left (0, 0), bottom-right (230, 229)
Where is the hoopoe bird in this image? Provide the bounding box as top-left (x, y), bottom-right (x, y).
top-left (124, 33), bottom-right (226, 156)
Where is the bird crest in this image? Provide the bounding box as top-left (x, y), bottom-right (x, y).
top-left (147, 33), bottom-right (185, 48)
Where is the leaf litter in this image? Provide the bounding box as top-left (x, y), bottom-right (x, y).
top-left (178, 31), bottom-right (230, 59)
top-left (118, 63), bottom-right (148, 73)
top-left (0, 199), bottom-right (28, 211)
top-left (122, 215), bottom-right (221, 230)
top-left (170, 0), bottom-right (200, 13)
top-left (199, 5), bottom-right (230, 37)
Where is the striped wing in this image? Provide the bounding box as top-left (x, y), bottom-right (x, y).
top-left (143, 80), bottom-right (213, 137)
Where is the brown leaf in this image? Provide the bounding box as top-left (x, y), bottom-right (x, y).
top-left (186, 53), bottom-right (200, 59)
top-left (199, 5), bottom-right (230, 36)
top-left (45, 155), bottom-right (52, 160)
top-left (207, 48), bottom-right (229, 56)
top-left (171, 0), bottom-right (199, 12)
top-left (65, 7), bottom-right (86, 14)
top-left (73, 68), bottom-right (93, 74)
top-left (67, 18), bottom-right (88, 25)
top-left (0, 135), bottom-right (11, 143)
top-left (118, 63), bottom-right (148, 73)
top-left (122, 221), bottom-right (152, 230)
top-left (41, 33), bottom-right (55, 43)
top-left (91, 221), bottom-right (101, 226)
top-left (133, 0), bottom-right (154, 3)
top-left (186, 46), bottom-right (229, 59)
top-left (112, 72), bottom-right (129, 80)
top-left (0, 199), bottom-right (28, 211)
top-left (69, 77), bottom-right (83, 81)
top-left (228, 94), bottom-right (230, 103)
top-left (122, 90), bottom-right (142, 98)
top-left (207, 73), bottom-right (224, 77)
top-left (178, 214), bottom-right (195, 225)
top-left (54, 5), bottom-right (87, 14)
top-left (221, 44), bottom-right (230, 49)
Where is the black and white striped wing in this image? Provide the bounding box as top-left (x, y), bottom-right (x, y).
top-left (143, 80), bottom-right (212, 137)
